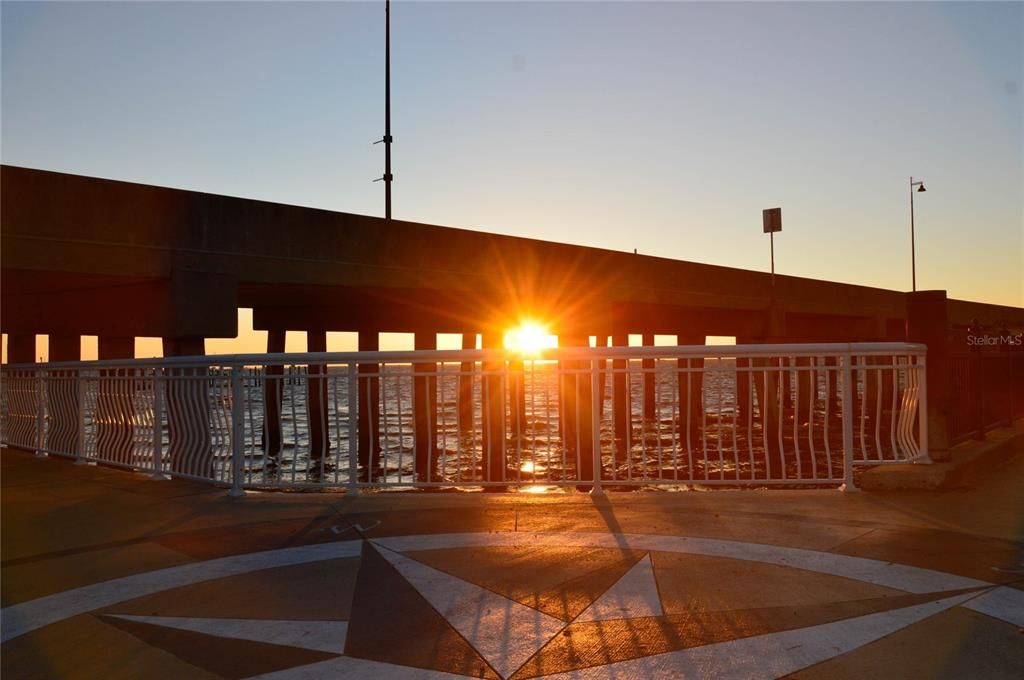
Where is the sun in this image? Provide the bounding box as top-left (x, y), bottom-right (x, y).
top-left (503, 321), bottom-right (557, 356)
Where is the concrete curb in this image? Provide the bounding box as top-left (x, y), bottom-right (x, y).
top-left (859, 419), bottom-right (1024, 491)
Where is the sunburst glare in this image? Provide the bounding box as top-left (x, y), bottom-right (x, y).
top-left (503, 321), bottom-right (558, 356)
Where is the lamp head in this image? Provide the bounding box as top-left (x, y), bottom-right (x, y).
top-left (917, 183), bottom-right (926, 193)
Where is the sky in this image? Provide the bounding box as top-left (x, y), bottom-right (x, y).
top-left (2, 1), bottom-right (1022, 360)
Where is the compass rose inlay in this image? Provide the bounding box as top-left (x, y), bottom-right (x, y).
top-left (3, 532), bottom-right (1022, 679)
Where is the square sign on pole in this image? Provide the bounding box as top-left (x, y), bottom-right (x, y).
top-left (762, 207), bottom-right (782, 233)
top-left (763, 207), bottom-right (782, 285)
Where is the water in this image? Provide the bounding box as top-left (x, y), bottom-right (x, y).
top-left (6, 358), bottom-right (911, 488)
top-left (230, 358), bottom-right (855, 487)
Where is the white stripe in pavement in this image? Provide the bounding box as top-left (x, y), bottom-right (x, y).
top-left (575, 554), bottom-right (662, 622)
top-left (374, 532), bottom-right (988, 594)
top-left (538, 591), bottom-right (979, 679)
top-left (105, 615), bottom-right (348, 654)
top-left (373, 543), bottom-right (565, 680)
top-left (963, 586), bottom-right (1024, 627)
top-left (247, 654), bottom-right (468, 679)
top-left (1, 540), bottom-right (361, 643)
top-left (6, 531), bottom-right (1020, 649)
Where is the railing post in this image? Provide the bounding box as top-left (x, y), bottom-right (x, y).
top-left (150, 369), bottom-right (168, 479)
top-left (347, 362), bottom-right (359, 495)
top-left (590, 357), bottom-right (604, 496)
top-left (916, 353), bottom-right (932, 463)
top-left (75, 372), bottom-right (87, 465)
top-left (841, 350), bottom-right (857, 491)
top-left (35, 370), bottom-right (46, 458)
top-left (228, 366), bottom-right (246, 497)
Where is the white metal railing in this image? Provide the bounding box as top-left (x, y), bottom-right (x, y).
top-left (0, 343), bottom-right (929, 493)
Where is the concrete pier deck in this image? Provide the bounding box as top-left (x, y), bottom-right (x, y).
top-left (2, 444), bottom-right (1022, 679)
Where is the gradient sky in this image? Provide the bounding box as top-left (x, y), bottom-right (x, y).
top-left (2, 1), bottom-right (1022, 360)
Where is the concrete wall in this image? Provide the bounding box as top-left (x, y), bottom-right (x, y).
top-left (4, 165), bottom-right (1022, 352)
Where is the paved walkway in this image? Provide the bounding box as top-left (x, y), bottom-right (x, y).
top-left (2, 444), bottom-right (1023, 679)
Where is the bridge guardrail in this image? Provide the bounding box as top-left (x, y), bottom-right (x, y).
top-left (0, 342), bottom-right (929, 493)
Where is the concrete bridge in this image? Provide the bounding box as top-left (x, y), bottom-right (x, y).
top-left (3, 164), bottom-right (1023, 461)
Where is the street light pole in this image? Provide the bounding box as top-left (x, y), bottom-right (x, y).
top-left (910, 177), bottom-right (926, 292)
top-left (373, 0), bottom-right (393, 219)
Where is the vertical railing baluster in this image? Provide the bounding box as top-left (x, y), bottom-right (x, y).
top-left (807, 357), bottom-right (818, 481)
top-left (151, 368), bottom-right (167, 479)
top-left (823, 358), bottom-right (832, 475)
top-left (841, 350), bottom-right (857, 491)
top-left (762, 366), bottom-right (771, 480)
top-left (792, 357), bottom-right (801, 479)
top-left (348, 362), bottom-right (359, 494)
top-left (76, 371), bottom-right (88, 465)
top-left (229, 366), bottom-right (245, 497)
top-left (685, 360), bottom-right (693, 478)
top-left (35, 370), bottom-right (45, 457)
top-left (888, 358), bottom-right (898, 460)
top-left (590, 358), bottom-right (603, 495)
top-left (746, 361), bottom-right (754, 480)
top-left (776, 357), bottom-right (785, 477)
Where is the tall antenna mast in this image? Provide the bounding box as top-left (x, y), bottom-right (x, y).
top-left (384, 0), bottom-right (392, 219)
top-left (373, 0), bottom-right (393, 219)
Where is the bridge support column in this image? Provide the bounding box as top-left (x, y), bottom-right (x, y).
top-left (859, 354), bottom-right (895, 456)
top-left (743, 336), bottom-right (785, 456)
top-left (735, 352), bottom-right (752, 426)
top-left (642, 334), bottom-right (656, 421)
top-left (481, 332), bottom-right (505, 487)
top-left (596, 335), bottom-right (609, 419)
top-left (794, 356), bottom-right (813, 426)
top-left (611, 333), bottom-right (630, 460)
top-left (47, 335), bottom-right (81, 456)
top-left (413, 332), bottom-right (438, 482)
top-left (458, 333), bottom-right (476, 438)
top-left (357, 331), bottom-right (381, 481)
top-left (738, 338), bottom-right (779, 455)
top-left (752, 357), bottom-right (782, 455)
top-left (781, 363), bottom-right (793, 412)
top-left (677, 334), bottom-right (705, 450)
top-left (881, 356), bottom-right (896, 441)
top-left (306, 331), bottom-right (330, 476)
top-left (262, 330), bottom-right (285, 472)
top-left (162, 337), bottom-right (210, 477)
top-left (48, 335), bottom-right (79, 362)
top-left (861, 356), bottom-right (875, 454)
top-left (4, 335), bottom-right (38, 452)
top-left (8, 334), bottom-right (35, 363)
top-left (96, 337), bottom-right (137, 467)
top-left (907, 291), bottom-right (952, 461)
top-left (559, 335), bottom-right (578, 461)
top-left (99, 337), bottom-right (134, 358)
top-left (562, 333), bottom-right (595, 486)
top-left (827, 356), bottom-right (840, 415)
top-left (509, 357), bottom-right (527, 446)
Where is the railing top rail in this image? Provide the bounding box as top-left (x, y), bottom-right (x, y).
top-left (1, 342), bottom-right (927, 371)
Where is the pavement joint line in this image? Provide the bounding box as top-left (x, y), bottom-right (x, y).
top-left (0, 512), bottom-right (339, 568)
top-left (860, 493), bottom-right (1003, 537)
top-left (0, 535), bottom-right (156, 569)
top-left (823, 527), bottom-right (879, 555)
